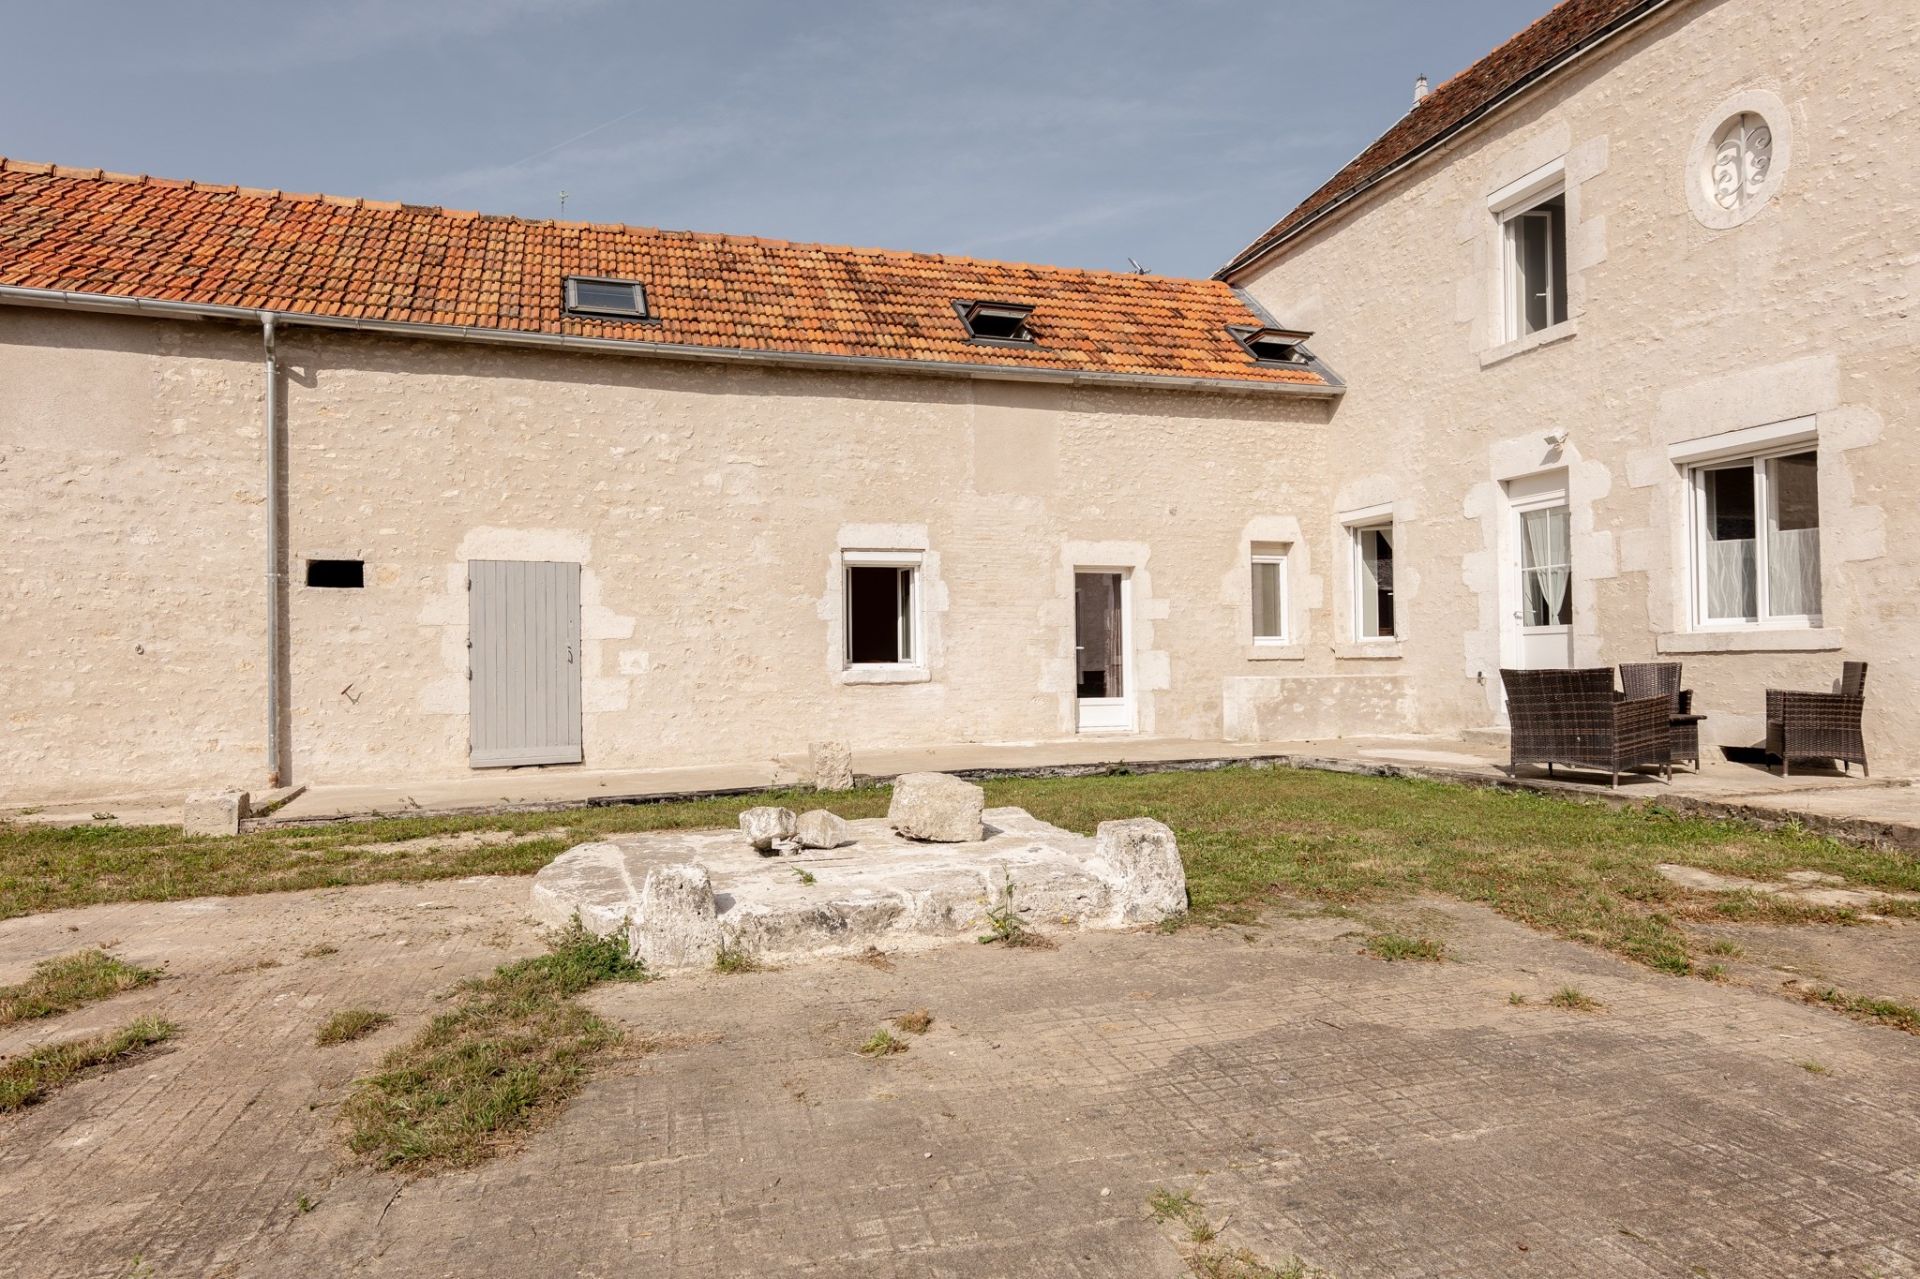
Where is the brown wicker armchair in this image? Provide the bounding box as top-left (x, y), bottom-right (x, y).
top-left (1501, 667), bottom-right (1672, 789)
top-left (1619, 661), bottom-right (1706, 770)
top-left (1766, 661), bottom-right (1868, 777)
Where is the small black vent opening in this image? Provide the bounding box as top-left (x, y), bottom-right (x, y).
top-left (306, 559), bottom-right (365, 589)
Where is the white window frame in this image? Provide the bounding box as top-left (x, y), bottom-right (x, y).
top-left (1250, 545), bottom-right (1290, 645)
top-left (1684, 444), bottom-right (1821, 632)
top-left (841, 549), bottom-right (924, 669)
top-left (1346, 514), bottom-right (1397, 642)
top-left (1489, 160), bottom-right (1569, 345)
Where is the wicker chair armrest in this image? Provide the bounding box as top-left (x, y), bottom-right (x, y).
top-left (1676, 689), bottom-right (1693, 715)
top-left (1765, 688), bottom-right (1785, 722)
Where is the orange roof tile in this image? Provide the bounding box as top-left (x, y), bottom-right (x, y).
top-left (1219, 0), bottom-right (1663, 277)
top-left (0, 160), bottom-right (1332, 392)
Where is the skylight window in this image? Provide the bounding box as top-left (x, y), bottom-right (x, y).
top-left (564, 276), bottom-right (650, 320)
top-left (1229, 325), bottom-right (1312, 365)
top-left (955, 300), bottom-right (1036, 345)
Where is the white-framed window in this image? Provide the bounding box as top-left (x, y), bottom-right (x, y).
top-left (842, 550), bottom-right (922, 667)
top-left (1250, 543), bottom-right (1289, 644)
top-left (1349, 521), bottom-right (1396, 640)
top-left (1688, 448), bottom-right (1821, 629)
top-left (1499, 185), bottom-right (1568, 341)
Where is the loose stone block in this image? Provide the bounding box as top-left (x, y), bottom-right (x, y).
top-left (627, 862), bottom-right (722, 971)
top-left (808, 740), bottom-right (855, 791)
top-left (1091, 817), bottom-right (1187, 923)
top-left (887, 772), bottom-right (986, 843)
top-left (739, 806), bottom-right (798, 852)
top-left (796, 809), bottom-right (853, 849)
top-left (183, 789), bottom-right (250, 837)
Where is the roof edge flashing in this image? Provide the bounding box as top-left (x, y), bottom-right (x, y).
top-left (0, 286), bottom-right (1340, 399)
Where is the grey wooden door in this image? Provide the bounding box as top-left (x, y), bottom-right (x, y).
top-left (468, 560), bottom-right (583, 768)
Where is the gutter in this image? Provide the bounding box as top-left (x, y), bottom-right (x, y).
top-left (262, 313), bottom-right (283, 788)
top-left (0, 285), bottom-right (1341, 400)
top-left (1217, 0), bottom-right (1681, 280)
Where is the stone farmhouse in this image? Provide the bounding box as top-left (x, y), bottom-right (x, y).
top-left (2, 0), bottom-right (1913, 802)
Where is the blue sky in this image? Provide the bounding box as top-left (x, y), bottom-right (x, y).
top-left (2, 0), bottom-right (1551, 277)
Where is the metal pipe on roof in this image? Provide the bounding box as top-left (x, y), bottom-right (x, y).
top-left (262, 312), bottom-right (283, 789)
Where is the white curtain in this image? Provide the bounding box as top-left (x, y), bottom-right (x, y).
top-left (1521, 508), bottom-right (1570, 626)
top-left (1768, 526), bottom-right (1821, 617)
top-left (1707, 537), bottom-right (1757, 620)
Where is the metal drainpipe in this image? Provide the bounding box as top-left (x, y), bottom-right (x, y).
top-left (262, 313), bottom-right (283, 788)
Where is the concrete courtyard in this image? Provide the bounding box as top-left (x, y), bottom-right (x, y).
top-left (3, 872), bottom-right (1916, 1277)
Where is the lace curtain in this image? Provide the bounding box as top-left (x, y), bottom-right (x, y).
top-left (1521, 507), bottom-right (1570, 626)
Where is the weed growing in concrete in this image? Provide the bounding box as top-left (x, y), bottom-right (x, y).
top-left (0, 1016), bottom-right (177, 1111)
top-left (893, 1008), bottom-right (933, 1035)
top-left (1149, 1188), bottom-right (1205, 1227)
top-left (295, 1195), bottom-right (316, 1215)
top-left (1786, 983), bottom-right (1920, 1036)
top-left (342, 919), bottom-right (648, 1171)
top-left (1798, 1059), bottom-right (1830, 1075)
top-left (0, 948), bottom-right (160, 1027)
top-left (859, 1028), bottom-right (907, 1057)
top-left (1508, 992), bottom-right (1528, 1006)
top-left (316, 1008), bottom-right (392, 1047)
top-left (1548, 986), bottom-right (1602, 1012)
top-left (713, 944), bottom-right (763, 975)
top-left (792, 868), bottom-right (816, 886)
top-left (1704, 938), bottom-right (1744, 958)
top-left (1361, 932), bottom-right (1446, 962)
top-left (1149, 1188), bottom-right (1325, 1277)
top-left (978, 878), bottom-right (1028, 945)
top-left (301, 944), bottom-right (340, 959)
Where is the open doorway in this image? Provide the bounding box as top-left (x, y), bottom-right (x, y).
top-left (1074, 570), bottom-right (1134, 732)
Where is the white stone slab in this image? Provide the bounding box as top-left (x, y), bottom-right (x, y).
top-left (528, 806), bottom-right (1184, 969)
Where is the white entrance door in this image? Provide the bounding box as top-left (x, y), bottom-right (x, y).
top-left (1074, 570), bottom-right (1135, 732)
top-left (1510, 487), bottom-right (1574, 669)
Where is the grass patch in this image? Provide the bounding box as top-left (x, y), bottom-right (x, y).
top-left (1798, 1059), bottom-right (1830, 1075)
top-left (0, 1016), bottom-right (176, 1111)
top-left (858, 1028), bottom-right (907, 1057)
top-left (8, 767), bottom-right (1918, 980)
top-left (1547, 986), bottom-right (1602, 1012)
top-left (0, 948), bottom-right (159, 1027)
top-left (341, 921), bottom-right (648, 1171)
top-left (316, 1008), bottom-right (392, 1047)
top-left (1361, 932), bottom-right (1446, 962)
top-left (893, 1008), bottom-right (933, 1035)
top-left (792, 867), bottom-right (816, 886)
top-left (1787, 983), bottom-right (1920, 1036)
top-left (712, 944), bottom-right (762, 975)
top-left (0, 786), bottom-right (895, 921)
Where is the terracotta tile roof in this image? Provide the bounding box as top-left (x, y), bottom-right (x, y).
top-left (0, 159), bottom-right (1332, 392)
top-left (1218, 0), bottom-right (1665, 277)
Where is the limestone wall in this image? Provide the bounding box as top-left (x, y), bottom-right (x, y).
top-left (0, 306), bottom-right (1337, 799)
top-left (1232, 0), bottom-right (1920, 767)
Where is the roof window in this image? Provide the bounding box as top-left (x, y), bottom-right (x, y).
top-left (955, 299), bottom-right (1036, 345)
top-left (564, 276), bottom-right (650, 320)
top-left (1229, 325), bottom-right (1312, 364)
